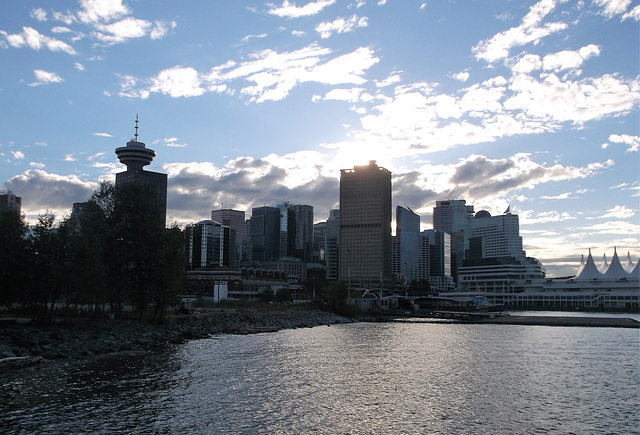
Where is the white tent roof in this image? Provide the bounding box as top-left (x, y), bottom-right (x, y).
top-left (598, 253), bottom-right (609, 274)
top-left (623, 251), bottom-right (635, 273)
top-left (602, 248), bottom-right (629, 280)
top-left (574, 249), bottom-right (603, 281)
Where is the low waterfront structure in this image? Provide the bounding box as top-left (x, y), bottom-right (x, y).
top-left (447, 248), bottom-right (639, 311)
top-left (184, 268), bottom-right (296, 301)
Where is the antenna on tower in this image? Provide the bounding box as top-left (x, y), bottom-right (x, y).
top-left (134, 114), bottom-right (139, 142)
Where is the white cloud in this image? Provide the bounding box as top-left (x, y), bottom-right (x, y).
top-left (539, 192), bottom-right (574, 199)
top-left (29, 69), bottom-right (64, 86)
top-left (2, 27), bottom-right (76, 54)
top-left (149, 67), bottom-right (205, 98)
top-left (473, 0), bottom-right (567, 63)
top-left (598, 205), bottom-right (636, 219)
top-left (75, 62), bottom-right (86, 71)
top-left (93, 17), bottom-right (151, 43)
top-left (608, 134), bottom-right (639, 153)
top-left (594, 0), bottom-right (632, 18)
top-left (542, 44), bottom-right (601, 72)
top-left (93, 132), bottom-right (113, 137)
top-left (511, 53), bottom-right (542, 73)
top-left (452, 72), bottom-right (470, 82)
top-left (622, 5), bottom-right (640, 20)
top-left (30, 8), bottom-right (47, 21)
top-left (11, 151), bottom-right (25, 160)
top-left (65, 154), bottom-right (77, 162)
top-left (77, 0), bottom-right (131, 24)
top-left (51, 26), bottom-right (72, 33)
top-left (504, 73), bottom-right (640, 124)
top-left (150, 20), bottom-right (176, 40)
top-left (315, 15), bottom-right (368, 38)
top-left (324, 87), bottom-right (364, 103)
top-left (268, 0), bottom-right (337, 18)
top-left (132, 44), bottom-right (380, 103)
top-left (30, 162), bottom-right (46, 169)
top-left (87, 152), bottom-right (106, 160)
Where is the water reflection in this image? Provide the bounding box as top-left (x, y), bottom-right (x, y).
top-left (1, 322), bottom-right (638, 434)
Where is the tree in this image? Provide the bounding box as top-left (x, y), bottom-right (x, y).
top-left (0, 210), bottom-right (31, 308)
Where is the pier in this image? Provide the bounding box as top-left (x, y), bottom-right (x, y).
top-left (373, 311), bottom-right (640, 328)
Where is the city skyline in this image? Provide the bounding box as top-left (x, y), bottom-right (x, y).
top-left (0, 0), bottom-right (638, 278)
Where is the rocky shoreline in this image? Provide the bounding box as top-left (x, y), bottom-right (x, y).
top-left (0, 310), bottom-right (354, 369)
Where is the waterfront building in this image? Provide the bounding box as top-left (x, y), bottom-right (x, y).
top-left (187, 219), bottom-right (236, 269)
top-left (250, 206), bottom-right (281, 262)
top-left (421, 230), bottom-right (455, 292)
top-left (449, 249), bottom-right (639, 310)
top-left (114, 117), bottom-right (168, 227)
top-left (433, 199), bottom-right (474, 284)
top-left (0, 193), bottom-right (21, 215)
top-left (457, 208), bottom-right (544, 293)
top-left (394, 206), bottom-right (421, 284)
top-left (339, 161), bottom-right (392, 288)
top-left (184, 267), bottom-right (295, 301)
top-left (325, 210), bottom-right (340, 281)
top-left (313, 221), bottom-right (326, 262)
top-left (211, 208), bottom-right (246, 269)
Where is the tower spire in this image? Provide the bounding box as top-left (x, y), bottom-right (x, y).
top-left (134, 114), bottom-right (139, 142)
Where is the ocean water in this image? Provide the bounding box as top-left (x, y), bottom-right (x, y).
top-left (1, 319), bottom-right (639, 434)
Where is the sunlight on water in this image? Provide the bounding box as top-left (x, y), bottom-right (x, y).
top-left (1, 321), bottom-right (639, 434)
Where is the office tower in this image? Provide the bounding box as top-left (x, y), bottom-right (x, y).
top-left (395, 206), bottom-right (420, 283)
top-left (339, 160), bottom-right (392, 287)
top-left (421, 229), bottom-right (455, 292)
top-left (467, 209), bottom-right (524, 260)
top-left (250, 206), bottom-right (281, 262)
top-left (115, 116), bottom-right (168, 226)
top-left (187, 220), bottom-right (235, 269)
top-left (290, 204), bottom-right (314, 262)
top-left (211, 209), bottom-right (246, 268)
top-left (277, 203), bottom-right (292, 259)
top-left (325, 210), bottom-right (340, 280)
top-left (0, 193), bottom-right (22, 215)
top-left (313, 221), bottom-right (326, 261)
top-left (433, 199), bottom-right (474, 284)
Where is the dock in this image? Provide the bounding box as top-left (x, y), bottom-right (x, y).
top-left (373, 311), bottom-right (640, 328)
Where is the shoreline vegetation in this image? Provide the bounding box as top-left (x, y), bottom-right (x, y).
top-left (0, 309), bottom-right (355, 372)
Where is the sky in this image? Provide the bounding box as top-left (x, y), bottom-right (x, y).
top-left (1, 0), bottom-right (639, 278)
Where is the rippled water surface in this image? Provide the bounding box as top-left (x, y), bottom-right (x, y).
top-left (2, 320), bottom-right (639, 434)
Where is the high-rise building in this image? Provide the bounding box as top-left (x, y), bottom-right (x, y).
top-left (115, 116), bottom-right (168, 226)
top-left (313, 221), bottom-right (326, 262)
top-left (421, 229), bottom-right (455, 292)
top-left (211, 209), bottom-right (246, 268)
top-left (467, 209), bottom-right (524, 260)
top-left (0, 193), bottom-right (22, 215)
top-left (394, 206), bottom-right (421, 283)
top-left (433, 199), bottom-right (474, 284)
top-left (290, 204), bottom-right (314, 262)
top-left (339, 160), bottom-right (392, 287)
top-left (187, 220), bottom-right (235, 269)
top-left (250, 206), bottom-right (281, 262)
top-left (325, 210), bottom-right (340, 280)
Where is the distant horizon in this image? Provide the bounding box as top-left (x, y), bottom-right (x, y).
top-left (1, 0), bottom-right (638, 279)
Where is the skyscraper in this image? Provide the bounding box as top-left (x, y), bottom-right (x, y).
top-left (290, 204), bottom-right (314, 262)
top-left (115, 116), bottom-right (168, 226)
top-left (324, 210), bottom-right (340, 281)
top-left (187, 219), bottom-right (235, 269)
top-left (395, 206), bottom-right (420, 283)
top-left (433, 199), bottom-right (474, 284)
top-left (250, 206), bottom-right (281, 262)
top-left (339, 160), bottom-right (392, 287)
top-left (211, 208), bottom-right (246, 268)
top-left (467, 209), bottom-right (524, 260)
top-left (0, 193), bottom-right (21, 215)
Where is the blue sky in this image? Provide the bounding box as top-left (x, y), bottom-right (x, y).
top-left (1, 0), bottom-right (638, 277)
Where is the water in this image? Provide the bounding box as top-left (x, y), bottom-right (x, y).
top-left (1, 319), bottom-right (639, 434)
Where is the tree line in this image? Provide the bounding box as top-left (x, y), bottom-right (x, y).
top-left (0, 182), bottom-right (185, 324)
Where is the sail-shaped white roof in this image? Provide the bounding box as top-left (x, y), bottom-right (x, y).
top-left (598, 253), bottom-right (609, 274)
top-left (603, 248), bottom-right (629, 280)
top-left (574, 254), bottom-right (585, 277)
top-left (574, 249), bottom-right (603, 281)
top-left (623, 251), bottom-right (635, 273)
top-left (630, 260), bottom-right (640, 280)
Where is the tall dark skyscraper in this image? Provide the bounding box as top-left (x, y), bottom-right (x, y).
top-left (339, 160), bottom-right (392, 288)
top-left (0, 193), bottom-right (21, 215)
top-left (115, 116), bottom-right (168, 226)
top-left (433, 199), bottom-right (474, 284)
top-left (250, 206), bottom-right (281, 262)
